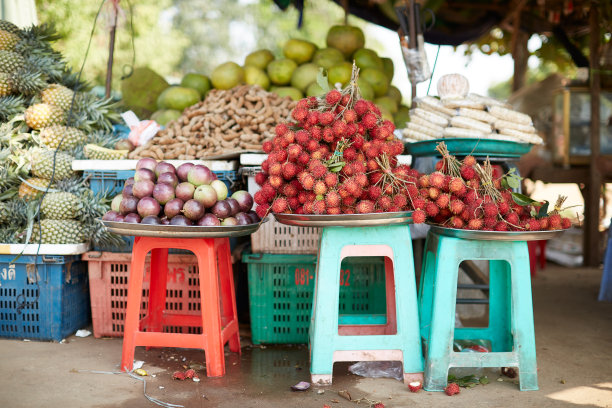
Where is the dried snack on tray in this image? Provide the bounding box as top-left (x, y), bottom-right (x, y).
top-left (410, 107), bottom-right (449, 127)
top-left (414, 95), bottom-right (456, 117)
top-left (409, 115), bottom-right (445, 134)
top-left (450, 116), bottom-right (493, 134)
top-left (406, 122), bottom-right (443, 138)
top-left (488, 105), bottom-right (532, 125)
top-left (493, 118), bottom-right (537, 134)
top-left (129, 85), bottom-right (296, 160)
top-left (458, 107), bottom-right (497, 124)
top-left (443, 127), bottom-right (487, 138)
top-left (442, 98), bottom-right (485, 110)
top-left (498, 128), bottom-right (544, 144)
top-left (467, 93), bottom-right (512, 109)
top-left (403, 127), bottom-right (436, 141)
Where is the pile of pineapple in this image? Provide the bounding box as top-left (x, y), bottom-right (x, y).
top-left (0, 20), bottom-right (123, 246)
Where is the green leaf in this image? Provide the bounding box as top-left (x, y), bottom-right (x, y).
top-left (501, 178), bottom-right (509, 189)
top-left (511, 192), bottom-right (538, 206)
top-left (537, 201), bottom-right (549, 219)
top-left (479, 377), bottom-right (490, 385)
top-left (506, 176), bottom-right (520, 189)
top-left (316, 68), bottom-right (331, 94)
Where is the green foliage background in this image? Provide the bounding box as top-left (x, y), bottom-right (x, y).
top-left (35, 0), bottom-right (349, 88)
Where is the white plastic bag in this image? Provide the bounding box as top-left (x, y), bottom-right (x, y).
top-left (348, 361), bottom-right (403, 382)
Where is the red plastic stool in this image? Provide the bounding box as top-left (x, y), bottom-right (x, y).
top-left (120, 236), bottom-right (240, 377)
top-left (527, 240), bottom-right (547, 277)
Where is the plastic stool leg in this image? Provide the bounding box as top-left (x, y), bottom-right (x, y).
top-left (483, 260), bottom-right (512, 352)
top-left (510, 242), bottom-right (538, 391)
top-left (538, 241), bottom-right (546, 270)
top-left (146, 248), bottom-right (169, 334)
top-left (121, 237), bottom-right (148, 372)
top-left (383, 256), bottom-right (397, 335)
top-left (197, 241), bottom-right (225, 377)
top-left (527, 241), bottom-right (537, 277)
top-left (419, 233), bottom-right (438, 346)
top-left (424, 238), bottom-right (459, 391)
top-left (310, 229), bottom-right (342, 383)
top-left (217, 238), bottom-right (241, 353)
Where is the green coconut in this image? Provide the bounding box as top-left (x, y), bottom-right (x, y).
top-left (271, 86), bottom-right (303, 101)
top-left (283, 39), bottom-right (317, 64)
top-left (267, 58), bottom-right (298, 86)
top-left (211, 62), bottom-right (244, 90)
top-left (121, 67), bottom-right (169, 118)
top-left (312, 47), bottom-right (345, 70)
top-left (180, 73), bottom-right (211, 99)
top-left (156, 86), bottom-right (200, 111)
top-left (326, 25), bottom-right (365, 58)
top-left (244, 49), bottom-right (275, 70)
top-left (244, 66), bottom-right (270, 90)
top-left (291, 63), bottom-right (320, 92)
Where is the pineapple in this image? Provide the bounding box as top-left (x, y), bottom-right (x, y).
top-left (0, 20), bottom-right (21, 35)
top-left (0, 199), bottom-right (26, 225)
top-left (41, 84), bottom-right (74, 111)
top-left (84, 144), bottom-right (128, 160)
top-left (41, 191), bottom-right (80, 220)
top-left (0, 95), bottom-right (24, 122)
top-left (18, 177), bottom-right (51, 200)
top-left (0, 72), bottom-right (13, 97)
top-left (0, 29), bottom-right (19, 51)
top-left (0, 50), bottom-right (25, 73)
top-left (39, 125), bottom-right (86, 150)
top-left (25, 103), bottom-right (65, 130)
top-left (31, 148), bottom-right (75, 180)
top-left (31, 219), bottom-right (86, 244)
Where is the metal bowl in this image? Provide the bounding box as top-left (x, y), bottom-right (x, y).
top-left (273, 212), bottom-right (414, 228)
top-left (101, 219), bottom-right (266, 238)
top-left (428, 225), bottom-right (565, 241)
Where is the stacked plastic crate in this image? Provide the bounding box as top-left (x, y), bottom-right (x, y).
top-left (240, 153), bottom-right (387, 344)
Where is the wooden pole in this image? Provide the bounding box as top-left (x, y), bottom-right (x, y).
top-left (105, 1), bottom-right (119, 99)
top-left (408, 0), bottom-right (417, 100)
top-left (585, 3), bottom-right (601, 267)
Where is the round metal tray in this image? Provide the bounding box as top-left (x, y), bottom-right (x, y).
top-left (273, 211), bottom-right (413, 228)
top-left (428, 225), bottom-right (565, 241)
top-left (405, 138), bottom-right (532, 158)
top-left (102, 219), bottom-right (265, 238)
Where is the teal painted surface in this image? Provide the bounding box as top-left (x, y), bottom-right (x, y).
top-left (419, 232), bottom-right (538, 391)
top-left (309, 225), bottom-right (424, 377)
top-left (406, 138), bottom-right (532, 158)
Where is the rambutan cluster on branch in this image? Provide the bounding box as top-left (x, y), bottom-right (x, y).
top-left (254, 66), bottom-right (424, 220)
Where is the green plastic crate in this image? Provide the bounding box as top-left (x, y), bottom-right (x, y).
top-left (243, 252), bottom-right (386, 344)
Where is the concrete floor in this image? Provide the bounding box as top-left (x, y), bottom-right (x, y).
top-left (1, 264), bottom-right (611, 408)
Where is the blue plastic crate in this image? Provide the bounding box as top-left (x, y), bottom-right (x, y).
top-left (0, 255), bottom-right (90, 341)
top-left (85, 169), bottom-right (239, 197)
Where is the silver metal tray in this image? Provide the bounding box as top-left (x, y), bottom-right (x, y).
top-left (102, 219), bottom-right (265, 238)
top-left (428, 225), bottom-right (565, 241)
top-left (273, 211), bottom-right (413, 228)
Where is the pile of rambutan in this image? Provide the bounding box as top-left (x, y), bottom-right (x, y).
top-left (411, 142), bottom-right (572, 231)
top-left (254, 66), bottom-right (424, 220)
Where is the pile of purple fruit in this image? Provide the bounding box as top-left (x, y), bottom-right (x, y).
top-left (102, 158), bottom-right (260, 226)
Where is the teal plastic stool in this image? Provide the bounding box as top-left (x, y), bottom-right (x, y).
top-left (309, 224), bottom-right (424, 387)
top-left (418, 231), bottom-right (538, 391)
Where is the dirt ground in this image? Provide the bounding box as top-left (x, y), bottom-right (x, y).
top-left (0, 264), bottom-right (611, 408)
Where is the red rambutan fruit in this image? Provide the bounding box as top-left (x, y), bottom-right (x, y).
top-left (269, 175), bottom-right (284, 190)
top-left (344, 177), bottom-right (362, 197)
top-left (344, 147), bottom-right (357, 161)
top-left (464, 189), bottom-right (479, 204)
top-left (356, 200), bottom-right (375, 214)
top-left (291, 107), bottom-right (308, 122)
top-left (324, 172), bottom-right (339, 188)
top-left (505, 212), bottom-right (520, 226)
top-left (484, 216), bottom-right (498, 229)
top-left (483, 202), bottom-right (498, 218)
top-left (256, 203), bottom-right (270, 218)
top-left (272, 197), bottom-right (289, 213)
top-left (418, 175), bottom-right (430, 188)
top-left (436, 194), bottom-right (450, 209)
top-left (295, 130), bottom-right (310, 146)
top-left (296, 99), bottom-right (309, 110)
top-left (325, 190), bottom-right (341, 208)
top-left (255, 172), bottom-right (267, 186)
top-left (411, 196), bottom-right (426, 210)
top-left (322, 127), bottom-right (335, 143)
top-left (361, 112), bottom-right (378, 129)
top-left (539, 217), bottom-right (549, 230)
top-left (342, 195), bottom-right (357, 207)
top-left (412, 209), bottom-right (426, 224)
top-left (282, 183), bottom-right (298, 197)
top-left (254, 190), bottom-right (267, 205)
top-left (332, 120), bottom-right (347, 136)
top-left (355, 173), bottom-right (368, 188)
top-left (561, 217), bottom-right (571, 229)
top-left (351, 135), bottom-right (365, 150)
top-left (306, 139), bottom-right (319, 153)
top-left (463, 155), bottom-right (476, 167)
top-left (310, 126), bottom-right (323, 141)
top-left (327, 206), bottom-right (341, 215)
top-left (494, 221), bottom-right (509, 231)
top-left (429, 172), bottom-right (445, 189)
top-left (275, 149), bottom-right (288, 162)
top-left (298, 172), bottom-right (315, 190)
top-left (298, 152), bottom-right (310, 166)
top-left (467, 218), bottom-right (484, 230)
top-left (425, 202), bottom-right (440, 217)
top-left (450, 216), bottom-right (465, 229)
top-left (341, 162), bottom-right (355, 177)
top-left (367, 185), bottom-right (382, 200)
top-left (313, 180), bottom-right (327, 196)
top-left (354, 99), bottom-right (369, 116)
top-left (428, 187), bottom-right (441, 200)
top-left (449, 199), bottom-right (465, 215)
top-left (287, 196), bottom-right (299, 209)
top-left (326, 89), bottom-right (342, 105)
top-left (549, 214), bottom-right (562, 230)
top-left (498, 200), bottom-right (511, 216)
top-left (344, 109), bottom-right (358, 123)
top-left (268, 162), bottom-right (282, 176)
top-left (377, 195), bottom-right (392, 210)
top-left (302, 201), bottom-right (314, 214)
top-left (523, 218), bottom-right (541, 231)
top-left (311, 164), bottom-right (327, 179)
top-left (449, 177), bottom-right (466, 195)
top-left (393, 193), bottom-right (408, 209)
top-left (307, 111), bottom-right (319, 126)
top-left (262, 140), bottom-right (273, 153)
top-left (366, 159), bottom-right (380, 172)
top-left (282, 162), bottom-right (298, 180)
top-left (287, 144), bottom-right (302, 161)
top-left (319, 111), bottom-right (334, 126)
top-left (297, 191), bottom-right (309, 204)
top-left (460, 165), bottom-right (476, 181)
top-left (313, 199), bottom-right (327, 214)
top-left (275, 123), bottom-right (289, 137)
